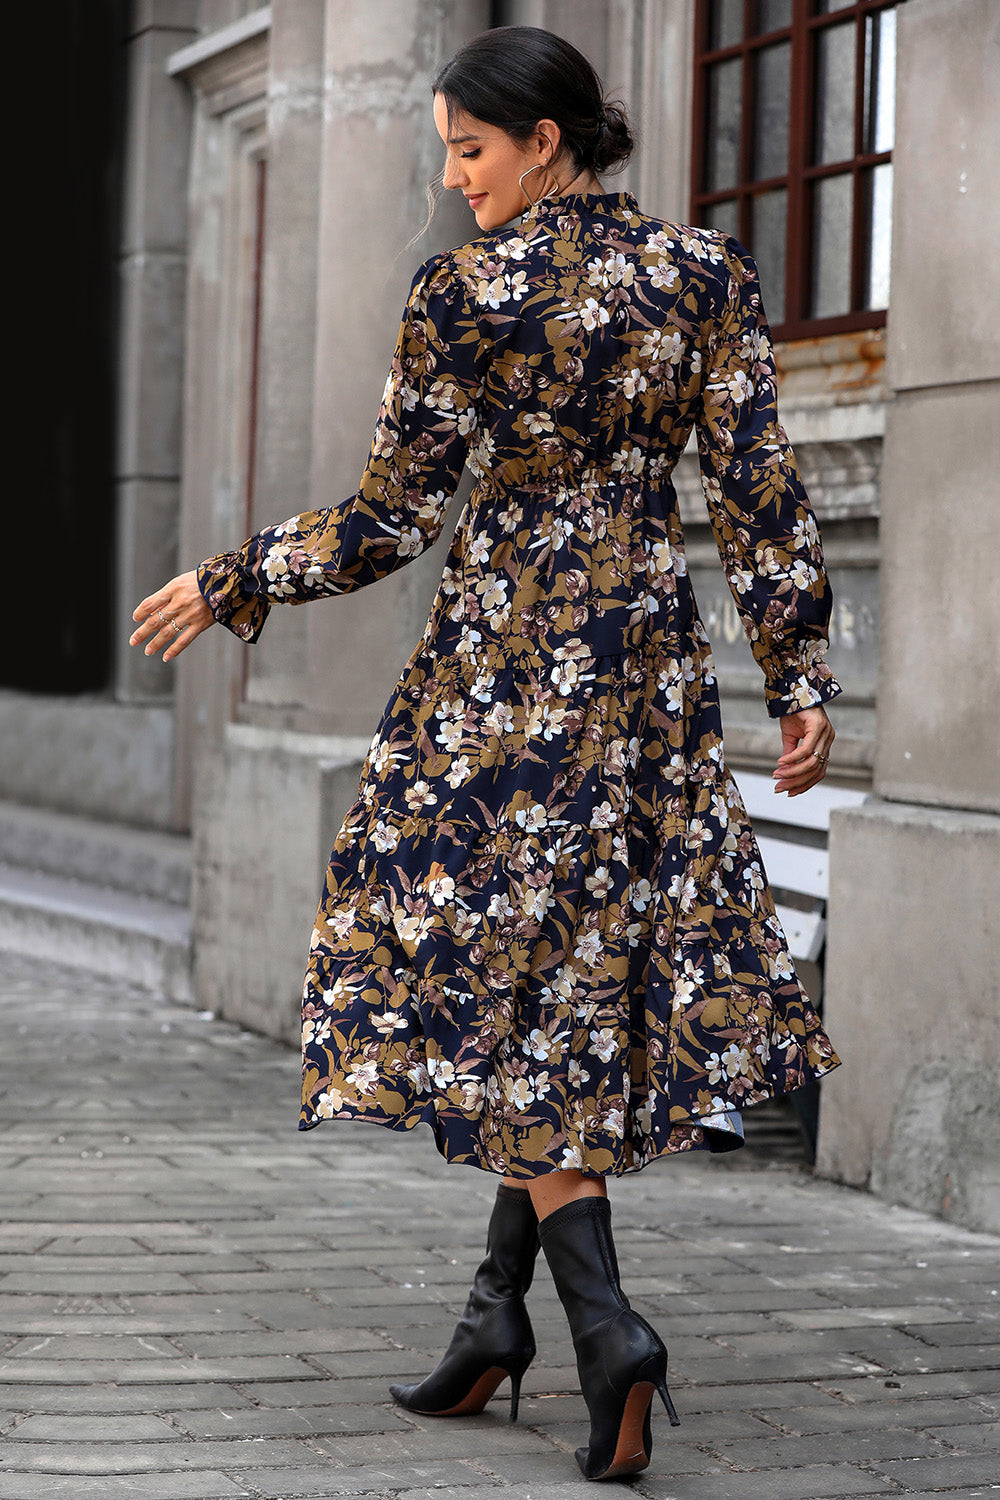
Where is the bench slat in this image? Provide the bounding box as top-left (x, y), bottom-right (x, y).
top-left (774, 902), bottom-right (826, 965)
top-left (737, 771), bottom-right (869, 832)
top-left (756, 835), bottom-right (829, 900)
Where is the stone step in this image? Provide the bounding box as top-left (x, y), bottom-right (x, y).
top-left (0, 862), bottom-right (192, 1003)
top-left (0, 801), bottom-right (190, 905)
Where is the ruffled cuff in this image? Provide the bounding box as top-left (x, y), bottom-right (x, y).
top-left (196, 552), bottom-right (270, 644)
top-left (763, 655), bottom-right (842, 719)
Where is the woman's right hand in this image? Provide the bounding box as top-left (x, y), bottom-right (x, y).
top-left (130, 570), bottom-right (215, 663)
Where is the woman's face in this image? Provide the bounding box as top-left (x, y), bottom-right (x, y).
top-left (433, 94), bottom-right (556, 232)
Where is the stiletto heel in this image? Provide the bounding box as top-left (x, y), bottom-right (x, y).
top-left (539, 1197), bottom-right (680, 1481)
top-left (508, 1365), bottom-right (524, 1423)
top-left (390, 1186), bottom-right (539, 1421)
top-left (657, 1378), bottom-right (681, 1427)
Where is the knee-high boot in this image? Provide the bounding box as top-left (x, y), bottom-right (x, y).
top-left (390, 1184), bottom-right (539, 1421)
top-left (539, 1196), bottom-right (680, 1480)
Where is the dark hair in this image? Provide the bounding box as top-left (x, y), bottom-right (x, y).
top-left (432, 26), bottom-right (635, 177)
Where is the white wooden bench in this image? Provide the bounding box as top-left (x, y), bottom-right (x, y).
top-left (737, 771), bottom-right (868, 1156)
top-left (737, 772), bottom-right (869, 978)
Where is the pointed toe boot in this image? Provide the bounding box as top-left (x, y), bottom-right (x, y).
top-left (539, 1196), bottom-right (680, 1480)
top-left (390, 1184), bottom-right (539, 1422)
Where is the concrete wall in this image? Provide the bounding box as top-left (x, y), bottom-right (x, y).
top-left (823, 802), bottom-right (1000, 1233)
top-left (817, 0), bottom-right (1000, 1233)
top-left (193, 724), bottom-right (369, 1043)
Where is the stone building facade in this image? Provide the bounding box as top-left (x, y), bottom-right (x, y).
top-left (3, 0), bottom-right (997, 1230)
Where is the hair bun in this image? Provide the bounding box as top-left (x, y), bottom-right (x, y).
top-left (592, 98), bottom-right (634, 175)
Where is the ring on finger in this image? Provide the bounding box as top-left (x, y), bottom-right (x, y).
top-left (170, 618), bottom-right (181, 634)
top-left (812, 750), bottom-right (828, 764)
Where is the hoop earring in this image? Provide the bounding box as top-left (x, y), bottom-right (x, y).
top-left (518, 160), bottom-right (550, 207)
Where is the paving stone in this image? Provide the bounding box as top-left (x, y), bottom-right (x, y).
top-left (0, 1313), bottom-right (261, 1336)
top-left (173, 1329), bottom-right (384, 1357)
top-left (397, 1489), bottom-right (598, 1500)
top-left (232, 1461), bottom-right (483, 1496)
top-left (869, 1492), bottom-right (996, 1500)
top-left (0, 1355), bottom-right (324, 1383)
top-left (0, 1384), bottom-right (256, 1414)
top-left (873, 1453), bottom-right (1000, 1486)
top-left (768, 1396), bottom-right (1000, 1433)
top-left (705, 1427), bottom-right (943, 1465)
top-left (632, 1464), bottom-right (893, 1500)
top-left (775, 1304), bottom-right (976, 1330)
top-left (930, 1420), bottom-right (1000, 1450)
top-left (5, 1413), bottom-right (181, 1440)
top-left (0, 1437), bottom-right (326, 1474)
top-left (4, 1334), bottom-right (183, 1360)
top-left (166, 1404), bottom-right (403, 1438)
top-left (0, 1478), bottom-right (251, 1499)
top-left (321, 1421), bottom-right (557, 1460)
top-left (818, 1369), bottom-right (1000, 1401)
top-left (671, 1380), bottom-right (849, 1413)
top-left (631, 1463), bottom-right (895, 1498)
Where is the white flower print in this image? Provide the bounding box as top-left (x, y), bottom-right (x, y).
top-left (372, 1010), bottom-right (408, 1034)
top-left (394, 908), bottom-right (433, 947)
top-left (445, 755), bottom-right (472, 788)
top-left (580, 297), bottom-right (611, 331)
top-left (585, 865), bottom-right (611, 898)
top-left (325, 906), bottom-right (357, 940)
top-left (589, 1028), bottom-right (617, 1063)
top-left (650, 262), bottom-right (679, 291)
top-left (574, 930), bottom-right (605, 969)
top-left (426, 870), bottom-right (456, 907)
top-left (396, 526), bottom-right (423, 559)
top-left (403, 780), bottom-right (437, 812)
top-left (589, 801), bottom-right (617, 830)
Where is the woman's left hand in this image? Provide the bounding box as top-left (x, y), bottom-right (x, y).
top-left (774, 704), bottom-right (835, 796)
top-left (130, 571), bottom-right (215, 663)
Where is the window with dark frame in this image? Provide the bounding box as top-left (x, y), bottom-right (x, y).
top-left (691, 0), bottom-right (899, 342)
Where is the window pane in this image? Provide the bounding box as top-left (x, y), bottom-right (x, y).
top-left (751, 187), bottom-right (787, 322)
top-left (863, 162), bottom-right (893, 307)
top-left (706, 57), bottom-right (743, 191)
top-left (708, 0), bottom-right (744, 49)
top-left (814, 21), bottom-right (856, 165)
top-left (863, 7), bottom-right (897, 153)
top-left (704, 199), bottom-right (741, 239)
top-left (810, 173), bottom-right (853, 317)
top-left (757, 0), bottom-right (791, 30)
top-left (814, 0), bottom-right (851, 12)
top-left (753, 40), bottom-right (790, 180)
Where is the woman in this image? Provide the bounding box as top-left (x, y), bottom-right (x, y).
top-left (132, 26), bottom-right (841, 1482)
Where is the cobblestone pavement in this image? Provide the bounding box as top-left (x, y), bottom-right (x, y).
top-left (1, 953), bottom-right (998, 1500)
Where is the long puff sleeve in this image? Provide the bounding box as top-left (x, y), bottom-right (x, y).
top-left (196, 255), bottom-right (485, 643)
top-left (696, 238), bottom-right (842, 719)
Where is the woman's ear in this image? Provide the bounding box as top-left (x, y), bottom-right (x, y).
top-left (534, 118), bottom-right (563, 165)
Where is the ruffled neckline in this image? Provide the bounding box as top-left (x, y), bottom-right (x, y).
top-left (521, 191), bottom-right (639, 225)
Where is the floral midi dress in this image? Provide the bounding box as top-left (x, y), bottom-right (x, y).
top-left (198, 191), bottom-right (842, 1178)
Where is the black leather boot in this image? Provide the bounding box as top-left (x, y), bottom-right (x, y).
top-left (539, 1196), bottom-right (680, 1480)
top-left (389, 1184), bottom-right (539, 1421)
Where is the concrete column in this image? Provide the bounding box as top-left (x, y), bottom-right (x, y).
top-left (234, 0), bottom-right (328, 719)
top-left (115, 1), bottom-right (199, 704)
top-left (253, 0), bottom-right (488, 735)
top-left (818, 0), bottom-right (1000, 1233)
